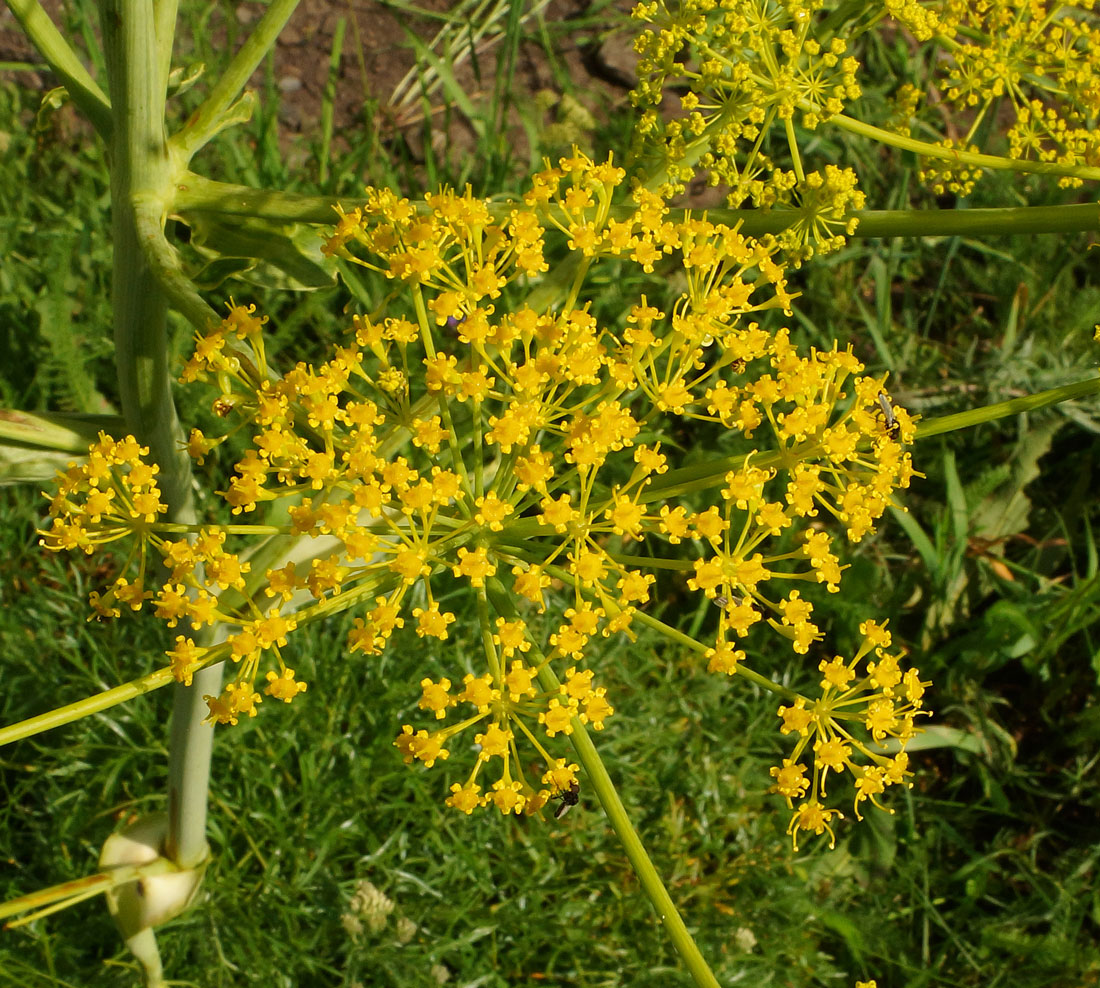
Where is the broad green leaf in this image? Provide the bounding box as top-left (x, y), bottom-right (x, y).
top-left (0, 409), bottom-right (122, 485)
top-left (182, 212), bottom-right (336, 292)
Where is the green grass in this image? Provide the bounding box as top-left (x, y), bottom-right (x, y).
top-left (3, 1), bottom-right (1100, 986)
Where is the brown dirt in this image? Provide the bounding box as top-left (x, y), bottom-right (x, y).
top-left (0, 0), bottom-right (639, 172)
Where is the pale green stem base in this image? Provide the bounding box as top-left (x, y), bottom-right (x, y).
top-left (165, 662), bottom-right (223, 868)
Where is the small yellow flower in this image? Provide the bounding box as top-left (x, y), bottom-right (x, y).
top-left (418, 677), bottom-right (453, 719)
top-left (265, 668), bottom-right (308, 703)
top-left (787, 800), bottom-right (843, 851)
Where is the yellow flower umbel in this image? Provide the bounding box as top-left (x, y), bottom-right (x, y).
top-left (42, 150), bottom-right (926, 834)
top-left (689, 335), bottom-right (917, 661)
top-left (771, 619), bottom-right (929, 849)
top-left (630, 0), bottom-right (1100, 210)
top-left (886, 0), bottom-right (1100, 193)
top-left (630, 0), bottom-right (865, 261)
top-left (40, 433), bottom-right (168, 618)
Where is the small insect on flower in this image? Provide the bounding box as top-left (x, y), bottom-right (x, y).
top-left (876, 390), bottom-right (900, 441)
top-left (714, 593), bottom-right (744, 611)
top-left (552, 780), bottom-right (581, 819)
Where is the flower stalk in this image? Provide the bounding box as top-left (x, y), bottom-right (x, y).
top-left (915, 377), bottom-right (1100, 440)
top-left (6, 0), bottom-right (112, 135)
top-left (100, 0), bottom-right (213, 901)
top-left (560, 679), bottom-right (722, 988)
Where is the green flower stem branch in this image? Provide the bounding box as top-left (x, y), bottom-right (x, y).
top-left (171, 0), bottom-right (301, 161)
top-left (0, 559), bottom-right (388, 749)
top-left (0, 662), bottom-right (196, 749)
top-left (0, 858), bottom-right (178, 928)
top-left (914, 376), bottom-right (1100, 439)
top-left (561, 702), bottom-right (722, 988)
top-left (633, 377), bottom-right (1100, 502)
top-left (629, 609), bottom-right (801, 701)
top-left (817, 106), bottom-right (1100, 185)
top-left (3, 0), bottom-right (112, 137)
top-left (485, 579), bottom-right (721, 988)
top-left (724, 203), bottom-right (1100, 240)
top-left (498, 371), bottom-right (1100, 552)
top-left (172, 171), bottom-right (1100, 240)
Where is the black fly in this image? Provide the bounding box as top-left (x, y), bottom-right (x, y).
top-left (876, 390), bottom-right (901, 441)
top-left (551, 780), bottom-right (581, 819)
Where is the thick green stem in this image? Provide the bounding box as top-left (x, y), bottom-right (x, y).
top-left (164, 662), bottom-right (221, 869)
top-left (172, 172), bottom-right (1100, 242)
top-left (101, 0), bottom-right (186, 503)
top-left (100, 0), bottom-right (209, 882)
